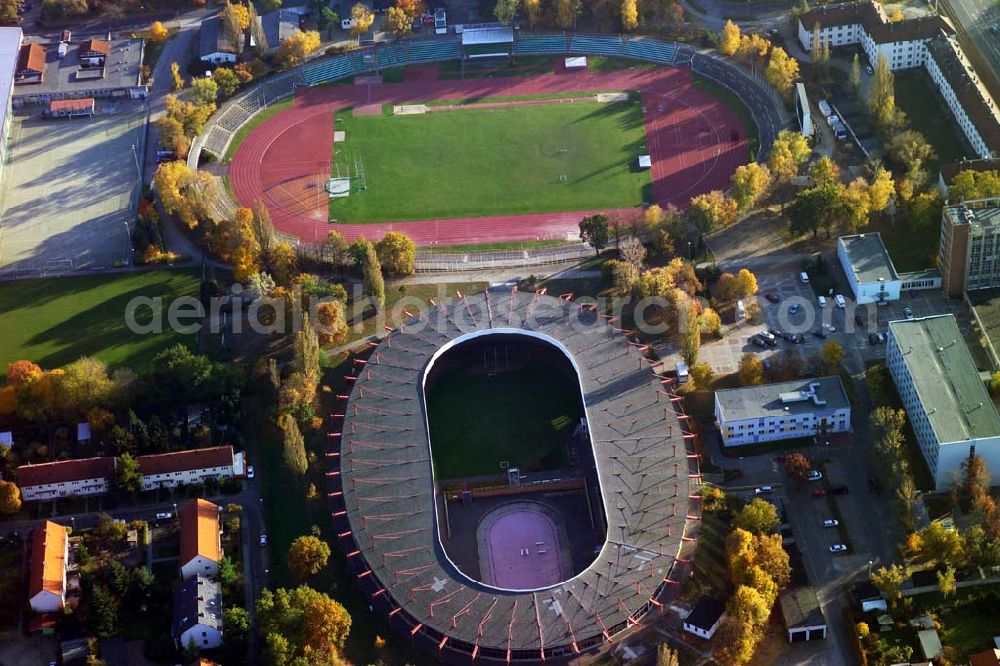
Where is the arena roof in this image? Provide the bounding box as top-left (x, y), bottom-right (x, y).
top-left (332, 288), bottom-right (697, 660)
top-left (461, 25), bottom-right (514, 45)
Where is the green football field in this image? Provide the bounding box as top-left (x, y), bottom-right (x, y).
top-left (329, 100), bottom-right (652, 223)
top-left (0, 269), bottom-right (201, 373)
top-left (426, 364), bottom-right (584, 479)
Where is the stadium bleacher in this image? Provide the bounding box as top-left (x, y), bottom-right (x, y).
top-left (302, 54), bottom-right (359, 86)
top-left (514, 34), bottom-right (570, 55)
top-left (409, 39), bottom-right (461, 62)
top-left (622, 38), bottom-right (678, 64)
top-left (568, 35), bottom-right (622, 55)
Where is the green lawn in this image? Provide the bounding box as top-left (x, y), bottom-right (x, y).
top-left (224, 96), bottom-right (295, 161)
top-left (329, 101), bottom-right (651, 223)
top-left (894, 71), bottom-right (970, 173)
top-left (0, 269), bottom-right (200, 373)
top-left (426, 363), bottom-right (584, 479)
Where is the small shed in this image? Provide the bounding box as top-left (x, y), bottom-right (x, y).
top-left (48, 98), bottom-right (95, 119)
top-left (780, 587), bottom-right (827, 642)
top-left (917, 628), bottom-right (942, 660)
top-left (856, 580), bottom-right (887, 613)
top-left (682, 596), bottom-right (725, 640)
top-left (637, 155), bottom-right (652, 170)
top-left (564, 56), bottom-right (587, 69)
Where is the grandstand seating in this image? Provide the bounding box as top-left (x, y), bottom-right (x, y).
top-left (514, 34), bottom-right (570, 55)
top-left (378, 43), bottom-right (407, 69)
top-left (302, 54), bottom-right (358, 86)
top-left (568, 35), bottom-right (622, 55)
top-left (408, 39), bottom-right (460, 62)
top-left (622, 38), bottom-right (678, 64)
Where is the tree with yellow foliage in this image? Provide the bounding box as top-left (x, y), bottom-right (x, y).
top-left (385, 6), bottom-right (412, 37)
top-left (219, 208), bottom-right (262, 281)
top-left (0, 480), bottom-right (20, 515)
top-left (621, 0), bottom-right (638, 31)
top-left (523, 0), bottom-right (541, 26)
top-left (316, 300), bottom-right (349, 347)
top-left (720, 19), bottom-right (740, 56)
top-left (149, 20), bottom-right (169, 43)
top-left (276, 29), bottom-right (321, 67)
top-left (731, 162), bottom-right (771, 211)
top-left (269, 242), bottom-right (299, 286)
top-left (554, 0), bottom-right (580, 29)
top-left (170, 62), bottom-right (184, 91)
top-left (350, 3), bottom-right (375, 36)
top-left (868, 166), bottom-right (894, 213)
top-left (765, 46), bottom-right (799, 99)
top-left (689, 190), bottom-right (737, 231)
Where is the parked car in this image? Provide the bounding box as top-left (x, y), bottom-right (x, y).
top-left (829, 543), bottom-right (848, 553)
top-left (869, 332), bottom-right (885, 345)
top-left (806, 470), bottom-right (823, 482)
top-left (817, 295), bottom-right (827, 308)
top-left (866, 64), bottom-right (874, 74)
top-left (811, 488), bottom-right (826, 498)
top-left (823, 323), bottom-right (836, 332)
top-left (904, 306), bottom-right (914, 319)
top-left (247, 465), bottom-right (255, 479)
top-left (155, 512), bottom-right (172, 522)
top-left (835, 294), bottom-right (846, 309)
top-left (754, 485), bottom-right (773, 495)
top-left (855, 314), bottom-right (865, 328)
top-left (260, 534), bottom-right (268, 546)
top-left (751, 334), bottom-right (768, 348)
top-left (823, 519), bottom-right (840, 528)
top-left (765, 293), bottom-right (780, 303)
top-left (800, 272), bottom-right (810, 284)
top-left (783, 332), bottom-right (805, 344)
top-left (832, 485), bottom-right (850, 495)
top-left (789, 303), bottom-right (801, 315)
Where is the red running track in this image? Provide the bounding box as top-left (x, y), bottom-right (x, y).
top-left (229, 63), bottom-right (747, 246)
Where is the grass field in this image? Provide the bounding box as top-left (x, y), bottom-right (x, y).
top-left (0, 269), bottom-right (201, 373)
top-left (330, 101), bottom-right (651, 223)
top-left (894, 71), bottom-right (970, 173)
top-left (426, 364), bottom-right (584, 479)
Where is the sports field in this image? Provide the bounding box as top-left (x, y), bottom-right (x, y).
top-left (329, 101), bottom-right (651, 223)
top-left (0, 269), bottom-right (200, 373)
top-left (426, 364), bottom-right (584, 479)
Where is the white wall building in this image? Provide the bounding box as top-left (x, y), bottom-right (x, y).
top-left (0, 28), bottom-right (21, 186)
top-left (798, 1), bottom-right (999, 159)
top-left (887, 315), bottom-right (1000, 489)
top-left (715, 377), bottom-right (852, 447)
top-left (796, 82), bottom-right (813, 139)
top-left (28, 521), bottom-right (68, 614)
top-left (179, 498), bottom-right (221, 581)
top-left (837, 233), bottom-right (902, 304)
top-left (16, 457), bottom-right (115, 502)
top-left (683, 597), bottom-right (725, 640)
top-left (172, 575), bottom-right (223, 651)
top-left (137, 446), bottom-right (238, 491)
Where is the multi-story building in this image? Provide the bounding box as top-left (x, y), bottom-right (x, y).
top-left (0, 28), bottom-right (20, 187)
top-left (798, 1), bottom-right (1000, 160)
top-left (28, 521), bottom-right (68, 613)
top-left (179, 499), bottom-right (221, 581)
top-left (886, 314), bottom-right (1000, 489)
top-left (939, 198), bottom-right (1000, 296)
top-left (714, 377), bottom-right (852, 447)
top-left (837, 233), bottom-right (902, 304)
top-left (16, 456), bottom-right (116, 501)
top-left (172, 575), bottom-right (223, 650)
top-left (938, 158), bottom-right (1000, 199)
top-left (137, 445), bottom-right (240, 491)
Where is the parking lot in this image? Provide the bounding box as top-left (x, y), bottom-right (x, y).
top-left (0, 103), bottom-right (145, 275)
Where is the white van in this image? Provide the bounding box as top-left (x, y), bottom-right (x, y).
top-left (800, 272), bottom-right (810, 284)
top-left (818, 99), bottom-right (833, 117)
top-left (817, 295), bottom-right (827, 307)
top-left (737, 299), bottom-right (746, 320)
top-left (835, 294), bottom-right (846, 309)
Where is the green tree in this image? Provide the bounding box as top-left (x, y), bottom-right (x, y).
top-left (871, 563), bottom-right (907, 603)
top-left (89, 584), bottom-right (119, 637)
top-left (820, 340), bottom-right (844, 373)
top-left (189, 76), bottom-right (219, 105)
top-left (218, 556), bottom-right (239, 587)
top-left (936, 565), bottom-right (957, 597)
top-left (734, 498), bottom-right (779, 535)
top-left (579, 214), bottom-right (610, 254)
top-left (278, 413), bottom-right (308, 476)
top-left (919, 521), bottom-right (965, 568)
top-left (111, 452), bottom-right (143, 494)
top-left (361, 242), bottom-right (386, 312)
top-left (212, 67), bottom-right (240, 99)
top-left (850, 53), bottom-right (861, 95)
top-left (256, 586), bottom-right (352, 664)
top-left (787, 183), bottom-right (847, 239)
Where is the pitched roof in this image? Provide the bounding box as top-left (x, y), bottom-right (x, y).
top-left (172, 575), bottom-right (222, 637)
top-left (198, 16), bottom-right (235, 57)
top-left (29, 521), bottom-right (67, 599)
top-left (258, 9), bottom-right (300, 51)
top-left (685, 597), bottom-right (725, 631)
top-left (799, 1), bottom-right (953, 44)
top-left (940, 158), bottom-right (1000, 184)
top-left (970, 649), bottom-right (1000, 666)
top-left (16, 42), bottom-right (45, 74)
top-left (17, 456), bottom-right (115, 488)
top-left (79, 38), bottom-right (108, 55)
top-left (927, 34), bottom-right (1000, 156)
top-left (50, 97), bottom-right (94, 112)
top-left (179, 498), bottom-right (220, 565)
top-left (137, 446), bottom-right (234, 476)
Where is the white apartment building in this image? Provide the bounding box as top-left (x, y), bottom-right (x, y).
top-left (137, 446), bottom-right (240, 491)
top-left (887, 315), bottom-right (1000, 489)
top-left (798, 1), bottom-right (1000, 159)
top-left (16, 457), bottom-right (115, 501)
top-left (715, 377), bottom-right (852, 447)
top-left (172, 575), bottom-right (224, 650)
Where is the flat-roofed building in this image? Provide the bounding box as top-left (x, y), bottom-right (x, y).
top-left (886, 314), bottom-right (1000, 488)
top-left (939, 198), bottom-right (1000, 295)
top-left (837, 232), bottom-right (902, 304)
top-left (12, 37), bottom-right (147, 105)
top-left (714, 376), bottom-right (852, 447)
top-left (779, 587), bottom-right (827, 642)
top-left (0, 27), bottom-right (20, 186)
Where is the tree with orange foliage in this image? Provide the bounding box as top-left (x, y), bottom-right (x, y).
top-left (315, 301), bottom-right (348, 347)
top-left (395, 0), bottom-right (426, 17)
top-left (7, 360), bottom-right (42, 386)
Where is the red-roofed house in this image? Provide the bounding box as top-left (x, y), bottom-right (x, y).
top-left (137, 446), bottom-right (237, 491)
top-left (28, 521), bottom-right (68, 613)
top-left (971, 648), bottom-right (1000, 666)
top-left (179, 498), bottom-right (221, 580)
top-left (17, 457), bottom-right (115, 501)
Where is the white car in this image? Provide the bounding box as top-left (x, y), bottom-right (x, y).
top-left (823, 323), bottom-right (836, 332)
top-left (754, 485), bottom-right (773, 495)
top-left (829, 543), bottom-right (847, 553)
top-left (155, 512), bottom-right (172, 522)
top-left (247, 465), bottom-right (255, 480)
top-left (806, 470), bottom-right (823, 482)
top-left (823, 519), bottom-right (840, 528)
top-left (260, 534), bottom-right (268, 546)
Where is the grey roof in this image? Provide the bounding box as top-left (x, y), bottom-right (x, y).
top-left (199, 16), bottom-right (234, 58)
top-left (943, 199), bottom-right (1000, 231)
top-left (172, 575), bottom-right (222, 638)
top-left (715, 376), bottom-right (850, 423)
top-left (888, 315), bottom-right (1000, 443)
top-left (917, 628), bottom-right (943, 659)
top-left (780, 587), bottom-right (825, 629)
top-left (12, 38), bottom-right (144, 98)
top-left (259, 10), bottom-right (300, 52)
top-left (334, 289), bottom-right (696, 656)
top-left (838, 233), bottom-right (899, 285)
